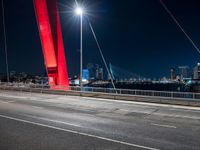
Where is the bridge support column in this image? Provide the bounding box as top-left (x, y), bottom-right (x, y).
top-left (34, 0), bottom-right (69, 90)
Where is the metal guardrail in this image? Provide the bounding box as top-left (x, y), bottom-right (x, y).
top-left (0, 82), bottom-right (199, 101)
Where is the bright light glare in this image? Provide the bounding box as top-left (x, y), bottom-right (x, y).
top-left (75, 7), bottom-right (83, 15)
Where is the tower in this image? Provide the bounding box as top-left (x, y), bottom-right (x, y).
top-left (193, 63), bottom-right (200, 80)
top-left (178, 66), bottom-right (189, 80)
top-left (170, 68), bottom-right (176, 80)
top-left (34, 0), bottom-right (69, 89)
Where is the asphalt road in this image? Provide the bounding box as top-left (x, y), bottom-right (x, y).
top-left (0, 91), bottom-right (200, 150)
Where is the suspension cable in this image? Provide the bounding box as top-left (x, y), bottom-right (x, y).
top-left (160, 0), bottom-right (200, 54)
top-left (2, 0), bottom-right (9, 82)
top-left (87, 18), bottom-right (117, 92)
top-left (75, 0), bottom-right (78, 6)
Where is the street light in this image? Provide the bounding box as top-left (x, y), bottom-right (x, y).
top-left (75, 7), bottom-right (83, 16)
top-left (75, 6), bottom-right (84, 90)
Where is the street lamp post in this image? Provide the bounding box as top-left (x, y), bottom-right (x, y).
top-left (75, 7), bottom-right (83, 91)
top-left (80, 13), bottom-right (83, 91)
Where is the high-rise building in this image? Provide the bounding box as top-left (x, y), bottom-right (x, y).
top-left (98, 68), bottom-right (104, 80)
top-left (82, 69), bottom-right (90, 81)
top-left (95, 64), bottom-right (99, 79)
top-left (178, 66), bottom-right (190, 79)
top-left (170, 68), bottom-right (176, 80)
top-left (87, 63), bottom-right (95, 79)
top-left (93, 64), bottom-right (104, 80)
top-left (193, 63), bottom-right (200, 79)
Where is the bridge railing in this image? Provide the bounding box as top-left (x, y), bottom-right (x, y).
top-left (0, 82), bottom-right (199, 101)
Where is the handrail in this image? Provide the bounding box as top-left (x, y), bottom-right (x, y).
top-left (0, 82), bottom-right (199, 100)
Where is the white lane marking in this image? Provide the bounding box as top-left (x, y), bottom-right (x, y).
top-left (0, 101), bottom-right (10, 104)
top-left (82, 97), bottom-right (200, 111)
top-left (119, 109), bottom-right (132, 112)
top-left (0, 101), bottom-right (15, 104)
top-left (154, 113), bottom-right (200, 120)
top-left (169, 108), bottom-right (200, 113)
top-left (28, 115), bottom-right (87, 128)
top-left (0, 95), bottom-right (26, 99)
top-left (24, 115), bottom-right (104, 132)
top-left (0, 114), bottom-right (159, 150)
top-left (31, 106), bottom-right (44, 109)
top-left (151, 123), bottom-right (177, 129)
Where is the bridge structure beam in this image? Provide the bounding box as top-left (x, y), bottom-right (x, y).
top-left (34, 0), bottom-right (69, 90)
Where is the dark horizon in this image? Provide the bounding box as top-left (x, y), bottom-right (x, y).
top-left (0, 0), bottom-right (200, 79)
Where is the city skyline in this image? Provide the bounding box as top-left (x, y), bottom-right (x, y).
top-left (0, 0), bottom-right (200, 78)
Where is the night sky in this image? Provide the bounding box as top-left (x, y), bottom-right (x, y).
top-left (0, 0), bottom-right (200, 78)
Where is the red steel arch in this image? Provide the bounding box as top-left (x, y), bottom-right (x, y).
top-left (34, 0), bottom-right (69, 90)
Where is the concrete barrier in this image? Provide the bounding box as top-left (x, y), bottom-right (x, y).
top-left (0, 86), bottom-right (200, 107)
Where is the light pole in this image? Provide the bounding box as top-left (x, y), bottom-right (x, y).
top-left (75, 6), bottom-right (84, 90)
top-left (2, 0), bottom-right (9, 83)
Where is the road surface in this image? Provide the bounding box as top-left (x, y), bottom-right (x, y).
top-left (0, 90), bottom-right (200, 150)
